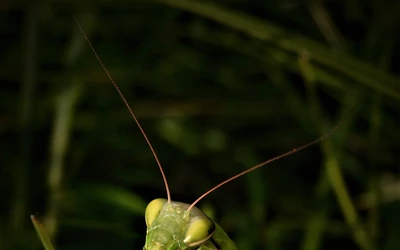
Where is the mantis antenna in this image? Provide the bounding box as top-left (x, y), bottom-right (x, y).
top-left (187, 113), bottom-right (349, 212)
top-left (74, 17), bottom-right (351, 215)
top-left (74, 17), bottom-right (171, 203)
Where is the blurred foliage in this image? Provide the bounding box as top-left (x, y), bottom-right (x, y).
top-left (2, 0), bottom-right (400, 249)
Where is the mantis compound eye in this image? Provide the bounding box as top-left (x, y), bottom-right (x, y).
top-left (184, 216), bottom-right (215, 247)
top-left (145, 198), bottom-right (168, 227)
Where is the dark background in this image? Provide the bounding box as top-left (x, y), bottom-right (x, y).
top-left (2, 0), bottom-right (400, 249)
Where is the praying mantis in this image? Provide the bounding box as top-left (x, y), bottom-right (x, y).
top-left (32, 18), bottom-right (345, 250)
top-left (72, 19), bottom-right (344, 250)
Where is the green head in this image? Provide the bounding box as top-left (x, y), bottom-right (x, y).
top-left (144, 198), bottom-right (216, 250)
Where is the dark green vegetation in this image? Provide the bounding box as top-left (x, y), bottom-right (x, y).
top-left (2, 0), bottom-right (400, 249)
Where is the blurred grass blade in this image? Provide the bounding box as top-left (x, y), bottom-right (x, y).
top-left (43, 12), bottom-right (93, 238)
top-left (31, 215), bottom-right (56, 250)
top-left (157, 0), bottom-right (400, 100)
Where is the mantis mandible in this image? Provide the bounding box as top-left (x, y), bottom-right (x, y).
top-left (72, 18), bottom-right (343, 250)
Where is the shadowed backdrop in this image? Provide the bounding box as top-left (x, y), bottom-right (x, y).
top-left (2, 0), bottom-right (400, 249)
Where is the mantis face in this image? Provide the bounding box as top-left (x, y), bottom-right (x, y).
top-left (144, 199), bottom-right (216, 250)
